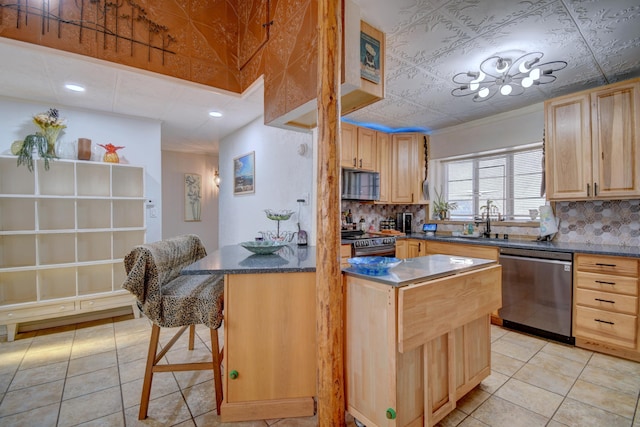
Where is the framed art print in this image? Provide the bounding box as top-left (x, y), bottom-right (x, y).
top-left (184, 173), bottom-right (202, 221)
top-left (234, 151), bottom-right (255, 195)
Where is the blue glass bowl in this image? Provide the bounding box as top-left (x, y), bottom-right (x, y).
top-left (347, 256), bottom-right (402, 276)
top-left (240, 240), bottom-right (288, 255)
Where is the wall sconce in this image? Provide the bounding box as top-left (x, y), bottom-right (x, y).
top-left (214, 170), bottom-right (220, 188)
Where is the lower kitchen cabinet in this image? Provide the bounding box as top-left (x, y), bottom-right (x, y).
top-left (396, 239), bottom-right (426, 259)
top-left (345, 264), bottom-right (501, 426)
top-left (341, 244), bottom-right (352, 268)
top-left (221, 272), bottom-right (316, 421)
top-left (573, 254), bottom-right (640, 361)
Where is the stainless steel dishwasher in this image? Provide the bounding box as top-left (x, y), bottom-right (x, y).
top-left (499, 247), bottom-right (574, 344)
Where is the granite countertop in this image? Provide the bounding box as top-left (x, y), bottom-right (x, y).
top-left (401, 233), bottom-right (640, 258)
top-left (182, 244), bottom-right (316, 275)
top-left (342, 254), bottom-right (496, 287)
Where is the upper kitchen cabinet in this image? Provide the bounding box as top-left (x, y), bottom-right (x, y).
top-left (391, 133), bottom-right (428, 204)
top-left (376, 131), bottom-right (391, 203)
top-left (340, 123), bottom-right (376, 170)
top-left (545, 78), bottom-right (640, 201)
top-left (266, 1), bottom-right (385, 130)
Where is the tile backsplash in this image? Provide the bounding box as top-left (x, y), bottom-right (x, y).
top-left (555, 200), bottom-right (640, 246)
top-left (342, 199), bottom-right (640, 246)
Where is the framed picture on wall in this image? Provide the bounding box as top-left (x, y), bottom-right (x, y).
top-left (234, 151), bottom-right (255, 195)
top-left (184, 173), bottom-right (202, 221)
top-left (360, 27), bottom-right (381, 84)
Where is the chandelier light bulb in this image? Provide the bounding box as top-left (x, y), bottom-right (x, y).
top-left (470, 81), bottom-right (479, 91)
top-left (478, 87), bottom-right (490, 98)
top-left (500, 84), bottom-right (513, 95)
top-left (522, 77), bottom-right (533, 88)
top-left (529, 68), bottom-right (541, 80)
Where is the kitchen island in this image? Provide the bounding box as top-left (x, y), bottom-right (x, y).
top-left (183, 244), bottom-right (316, 422)
top-left (343, 254), bottom-right (502, 427)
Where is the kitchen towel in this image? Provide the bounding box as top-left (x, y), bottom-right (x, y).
top-left (539, 205), bottom-right (558, 237)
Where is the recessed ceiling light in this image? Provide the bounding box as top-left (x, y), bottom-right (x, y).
top-left (65, 84), bottom-right (85, 92)
top-left (209, 111), bottom-right (223, 118)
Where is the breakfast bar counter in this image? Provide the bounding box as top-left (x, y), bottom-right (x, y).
top-left (183, 244), bottom-right (316, 422)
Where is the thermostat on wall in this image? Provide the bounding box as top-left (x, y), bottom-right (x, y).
top-left (423, 223), bottom-right (437, 235)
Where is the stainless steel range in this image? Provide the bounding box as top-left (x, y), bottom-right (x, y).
top-left (342, 231), bottom-right (396, 257)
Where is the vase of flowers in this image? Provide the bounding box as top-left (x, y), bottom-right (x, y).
top-left (33, 108), bottom-right (66, 155)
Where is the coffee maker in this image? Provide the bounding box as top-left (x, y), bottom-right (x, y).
top-left (396, 212), bottom-right (413, 233)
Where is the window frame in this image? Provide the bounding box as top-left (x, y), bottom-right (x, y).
top-left (438, 142), bottom-right (544, 221)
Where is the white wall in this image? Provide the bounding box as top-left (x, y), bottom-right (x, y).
top-left (218, 117), bottom-right (315, 247)
top-left (162, 150), bottom-right (219, 251)
top-left (0, 97), bottom-right (162, 243)
top-left (429, 103), bottom-right (544, 159)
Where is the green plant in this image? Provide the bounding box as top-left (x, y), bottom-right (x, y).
top-left (16, 134), bottom-right (56, 172)
top-left (432, 187), bottom-right (458, 219)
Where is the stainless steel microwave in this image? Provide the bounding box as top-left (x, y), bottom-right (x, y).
top-left (341, 168), bottom-right (380, 201)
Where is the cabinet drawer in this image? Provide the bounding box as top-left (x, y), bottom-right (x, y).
top-left (576, 254), bottom-right (638, 277)
top-left (79, 293), bottom-right (135, 311)
top-left (575, 306), bottom-right (637, 349)
top-left (0, 301), bottom-right (76, 322)
top-left (575, 289), bottom-right (637, 314)
top-left (575, 271), bottom-right (638, 295)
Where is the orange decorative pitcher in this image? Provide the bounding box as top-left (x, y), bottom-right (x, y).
top-left (98, 143), bottom-right (125, 163)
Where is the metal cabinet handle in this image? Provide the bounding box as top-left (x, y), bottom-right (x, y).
top-left (587, 183), bottom-right (590, 197)
top-left (595, 298), bottom-right (615, 304)
top-left (359, 158), bottom-right (362, 168)
top-left (594, 182), bottom-right (598, 196)
top-left (353, 158), bottom-right (357, 167)
top-left (595, 263), bottom-right (616, 267)
top-left (595, 280), bottom-right (615, 285)
top-left (594, 319), bottom-right (615, 325)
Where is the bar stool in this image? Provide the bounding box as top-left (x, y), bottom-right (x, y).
top-left (122, 235), bottom-right (224, 420)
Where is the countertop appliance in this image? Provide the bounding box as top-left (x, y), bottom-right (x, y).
top-left (342, 230), bottom-right (396, 257)
top-left (499, 247), bottom-right (574, 344)
top-left (396, 212), bottom-right (413, 233)
top-left (341, 168), bottom-right (380, 201)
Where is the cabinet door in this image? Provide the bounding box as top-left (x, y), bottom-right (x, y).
top-left (357, 127), bottom-right (377, 171)
top-left (224, 273), bottom-right (316, 402)
top-left (407, 239), bottom-right (425, 258)
top-left (545, 94), bottom-right (592, 200)
top-left (391, 133), bottom-right (418, 203)
top-left (376, 131), bottom-right (391, 203)
top-left (341, 122), bottom-right (358, 168)
top-left (591, 82), bottom-right (640, 199)
top-left (396, 240), bottom-right (408, 259)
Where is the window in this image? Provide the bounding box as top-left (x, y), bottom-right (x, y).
top-left (440, 144), bottom-right (544, 221)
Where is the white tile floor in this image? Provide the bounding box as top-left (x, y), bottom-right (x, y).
top-left (0, 314), bottom-right (639, 426)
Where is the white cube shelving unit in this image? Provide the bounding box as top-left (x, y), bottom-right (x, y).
top-left (0, 156), bottom-right (145, 341)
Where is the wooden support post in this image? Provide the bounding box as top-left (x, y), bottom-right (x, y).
top-left (316, 0), bottom-right (344, 425)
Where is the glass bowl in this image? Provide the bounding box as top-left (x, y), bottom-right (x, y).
top-left (347, 256), bottom-right (402, 276)
top-left (240, 240), bottom-right (288, 255)
top-left (264, 209), bottom-right (295, 221)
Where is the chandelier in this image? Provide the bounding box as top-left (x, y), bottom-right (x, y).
top-left (451, 52), bottom-right (567, 102)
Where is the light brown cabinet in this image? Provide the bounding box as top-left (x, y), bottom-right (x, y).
top-left (340, 122), bottom-right (376, 170)
top-left (395, 239), bottom-right (425, 259)
top-left (376, 131), bottom-right (391, 203)
top-left (391, 133), bottom-right (419, 203)
top-left (341, 244), bottom-right (352, 268)
top-left (345, 264), bottom-right (501, 426)
top-left (545, 78), bottom-right (640, 200)
top-left (222, 272), bottom-right (316, 421)
top-left (573, 253), bottom-right (640, 362)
